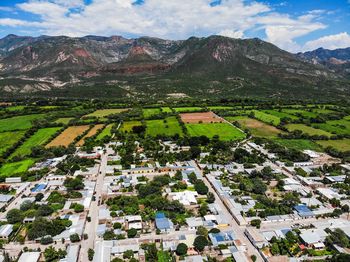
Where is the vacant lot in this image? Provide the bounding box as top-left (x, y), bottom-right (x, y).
top-left (55, 117), bottom-right (74, 125)
top-left (185, 123), bottom-right (245, 141)
top-left (316, 139), bottom-right (350, 152)
top-left (146, 117), bottom-right (183, 137)
top-left (0, 159), bottom-right (35, 177)
top-left (173, 107), bottom-right (203, 113)
top-left (76, 124), bottom-right (104, 146)
top-left (180, 112), bottom-right (222, 123)
top-left (252, 110), bottom-right (280, 126)
top-left (120, 121), bottom-right (142, 133)
top-left (96, 124), bottom-right (114, 141)
top-left (275, 139), bottom-right (323, 152)
top-left (143, 108), bottom-right (161, 118)
top-left (46, 126), bottom-right (89, 147)
top-left (85, 108), bottom-right (129, 118)
top-left (0, 114), bottom-right (44, 132)
top-left (312, 119), bottom-right (350, 135)
top-left (228, 116), bottom-right (282, 138)
top-left (11, 127), bottom-right (62, 158)
top-left (0, 131), bottom-right (26, 155)
top-left (286, 124), bottom-right (332, 137)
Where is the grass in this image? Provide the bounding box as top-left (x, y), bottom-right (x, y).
top-left (0, 159), bottom-right (35, 177)
top-left (76, 124), bottom-right (104, 146)
top-left (263, 110), bottom-right (299, 120)
top-left (161, 107), bottom-right (172, 113)
top-left (312, 119), bottom-right (350, 135)
top-left (157, 251), bottom-right (172, 262)
top-left (120, 121), bottom-right (142, 133)
top-left (85, 108), bottom-right (129, 118)
top-left (281, 109), bottom-right (318, 118)
top-left (10, 127), bottom-right (62, 158)
top-left (46, 126), bottom-right (90, 147)
top-left (146, 117), bottom-right (183, 137)
top-left (252, 110), bottom-right (280, 126)
top-left (227, 116), bottom-right (282, 138)
top-left (96, 124), bottom-right (114, 141)
top-left (173, 107), bottom-right (204, 113)
top-left (0, 131), bottom-right (26, 155)
top-left (286, 124), bottom-right (332, 137)
top-left (207, 106), bottom-right (233, 110)
top-left (6, 105), bottom-right (25, 111)
top-left (0, 114), bottom-right (44, 132)
top-left (316, 139), bottom-right (350, 152)
top-left (55, 117), bottom-right (74, 125)
top-left (344, 116), bottom-right (350, 121)
top-left (274, 139), bottom-right (323, 152)
top-left (185, 122), bottom-right (245, 141)
top-left (143, 108), bottom-right (161, 118)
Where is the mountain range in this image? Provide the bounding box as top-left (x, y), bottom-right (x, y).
top-left (0, 34), bottom-right (349, 100)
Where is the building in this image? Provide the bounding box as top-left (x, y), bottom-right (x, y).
top-left (5, 177), bottom-right (21, 183)
top-left (18, 252), bottom-right (40, 262)
top-left (0, 224), bottom-right (13, 240)
top-left (294, 205), bottom-right (315, 218)
top-left (155, 212), bottom-right (174, 233)
top-left (209, 231), bottom-right (236, 246)
top-left (186, 217), bottom-right (204, 230)
top-left (244, 228), bottom-right (267, 248)
top-left (125, 215), bottom-right (142, 230)
top-left (299, 229), bottom-right (327, 247)
top-left (60, 245), bottom-right (80, 262)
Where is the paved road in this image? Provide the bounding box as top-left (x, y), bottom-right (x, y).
top-left (189, 160), bottom-right (264, 262)
top-left (79, 145), bottom-right (110, 262)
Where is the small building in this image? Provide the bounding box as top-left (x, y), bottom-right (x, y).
top-left (155, 212), bottom-right (173, 233)
top-left (244, 228), bottom-right (267, 248)
top-left (299, 229), bottom-right (327, 247)
top-left (125, 215), bottom-right (142, 230)
top-left (18, 252), bottom-right (40, 262)
top-left (0, 224), bottom-right (13, 240)
top-left (5, 177), bottom-right (21, 183)
top-left (186, 217), bottom-right (204, 230)
top-left (209, 231), bottom-right (236, 247)
top-left (294, 205), bottom-right (315, 218)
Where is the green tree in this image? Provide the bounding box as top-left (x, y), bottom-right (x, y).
top-left (6, 209), bottom-right (23, 224)
top-left (176, 243), bottom-right (188, 256)
top-left (127, 228), bottom-right (138, 238)
top-left (70, 233), bottom-right (80, 243)
top-left (123, 250), bottom-right (134, 259)
top-left (194, 181), bottom-right (209, 195)
top-left (193, 235), bottom-right (208, 252)
top-left (196, 226), bottom-right (208, 238)
top-left (88, 248), bottom-right (94, 261)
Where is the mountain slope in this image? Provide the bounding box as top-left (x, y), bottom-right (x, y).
top-left (0, 34), bottom-right (349, 100)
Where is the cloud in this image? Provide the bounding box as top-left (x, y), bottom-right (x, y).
top-left (0, 0), bottom-right (333, 52)
top-left (0, 6), bottom-right (15, 12)
top-left (303, 32), bottom-right (350, 51)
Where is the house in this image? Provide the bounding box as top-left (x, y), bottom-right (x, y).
top-left (18, 252), bottom-right (40, 262)
top-left (299, 229), bottom-right (327, 247)
top-left (155, 212), bottom-right (174, 233)
top-left (294, 205), bottom-right (315, 218)
top-left (169, 191), bottom-right (198, 206)
top-left (209, 231), bottom-right (236, 246)
top-left (186, 217), bottom-right (204, 230)
top-left (244, 228), bottom-right (267, 248)
top-left (5, 177), bottom-right (21, 183)
top-left (317, 188), bottom-right (344, 200)
top-left (60, 244), bottom-right (80, 262)
top-left (125, 215), bottom-right (142, 230)
top-left (0, 224), bottom-right (13, 240)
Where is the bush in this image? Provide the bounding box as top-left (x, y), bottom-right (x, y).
top-left (193, 235), bottom-right (208, 252)
top-left (127, 228), bottom-right (137, 238)
top-left (40, 236), bottom-right (53, 245)
top-left (88, 248), bottom-right (94, 261)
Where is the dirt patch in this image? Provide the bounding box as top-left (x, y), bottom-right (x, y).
top-left (76, 124), bottom-right (104, 146)
top-left (180, 112), bottom-right (223, 123)
top-left (46, 126), bottom-right (89, 148)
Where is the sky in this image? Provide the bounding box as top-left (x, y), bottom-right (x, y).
top-left (0, 0), bottom-right (349, 52)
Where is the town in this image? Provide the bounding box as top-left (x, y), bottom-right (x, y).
top-left (0, 102), bottom-right (349, 262)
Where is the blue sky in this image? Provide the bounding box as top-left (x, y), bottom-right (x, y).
top-left (0, 0), bottom-right (349, 52)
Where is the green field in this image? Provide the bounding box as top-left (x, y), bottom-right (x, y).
top-left (10, 127), bottom-right (62, 158)
top-left (208, 106), bottom-right (233, 110)
top-left (146, 117), bottom-right (183, 137)
top-left (185, 123), bottom-right (245, 141)
top-left (281, 109), bottom-right (318, 118)
top-left (227, 116), bottom-right (282, 138)
top-left (0, 131), bottom-right (26, 155)
top-left (173, 107), bottom-right (204, 113)
top-left (263, 110), bottom-right (299, 120)
top-left (120, 121), bottom-right (142, 133)
top-left (312, 119), bottom-right (350, 135)
top-left (0, 159), bottom-right (35, 177)
top-left (85, 108), bottom-right (129, 118)
top-left (6, 105), bottom-right (26, 111)
top-left (161, 107), bottom-right (172, 113)
top-left (252, 110), bottom-right (281, 126)
top-left (143, 108), bottom-right (161, 118)
top-left (96, 124), bottom-right (114, 140)
top-left (274, 139), bottom-right (323, 152)
top-left (55, 117), bottom-right (74, 125)
top-left (286, 124), bottom-right (332, 137)
top-left (0, 114), bottom-right (44, 132)
top-left (316, 139), bottom-right (350, 152)
top-left (344, 116), bottom-right (350, 121)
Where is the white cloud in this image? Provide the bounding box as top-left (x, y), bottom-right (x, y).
top-left (218, 29), bottom-right (244, 39)
top-left (303, 32), bottom-right (350, 51)
top-left (0, 0), bottom-right (334, 52)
